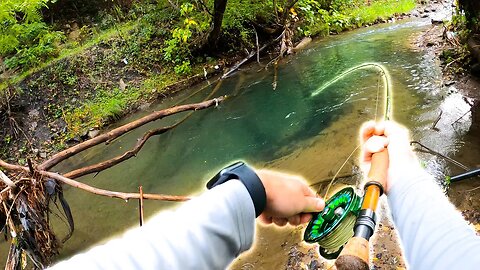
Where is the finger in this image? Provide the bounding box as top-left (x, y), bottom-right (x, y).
top-left (302, 196), bottom-right (325, 213)
top-left (360, 121), bottom-right (376, 143)
top-left (273, 217), bottom-right (288, 226)
top-left (259, 215), bottom-right (273, 224)
top-left (288, 215), bottom-right (301, 226)
top-left (362, 136), bottom-right (388, 162)
top-left (374, 121), bottom-right (386, 136)
top-left (383, 121), bottom-right (409, 139)
top-left (302, 183), bottom-right (317, 197)
top-left (300, 213), bottom-right (313, 224)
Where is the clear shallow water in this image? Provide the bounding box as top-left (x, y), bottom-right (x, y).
top-left (2, 18), bottom-right (476, 264)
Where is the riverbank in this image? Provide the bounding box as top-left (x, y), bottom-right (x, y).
top-left (0, 0), bottom-right (417, 165)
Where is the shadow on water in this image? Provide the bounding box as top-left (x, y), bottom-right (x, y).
top-left (2, 18), bottom-right (478, 267)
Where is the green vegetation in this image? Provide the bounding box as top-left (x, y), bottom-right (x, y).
top-left (0, 0), bottom-right (65, 70)
top-left (298, 0), bottom-right (415, 36)
top-left (0, 0), bottom-right (417, 149)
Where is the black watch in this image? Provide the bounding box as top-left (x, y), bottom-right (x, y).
top-left (206, 161), bottom-right (266, 217)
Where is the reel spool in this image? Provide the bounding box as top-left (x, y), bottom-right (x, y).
top-left (303, 187), bottom-right (362, 259)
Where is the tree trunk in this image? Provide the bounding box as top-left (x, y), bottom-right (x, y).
top-left (207, 0), bottom-right (228, 49)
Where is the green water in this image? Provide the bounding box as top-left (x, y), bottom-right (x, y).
top-left (2, 19), bottom-right (476, 264)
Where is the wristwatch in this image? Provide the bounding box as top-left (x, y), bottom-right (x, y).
top-left (206, 161), bottom-right (266, 217)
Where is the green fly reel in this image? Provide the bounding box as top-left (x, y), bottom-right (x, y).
top-left (304, 186), bottom-right (362, 259)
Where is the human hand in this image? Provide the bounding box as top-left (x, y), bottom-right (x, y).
top-left (255, 169), bottom-right (325, 226)
top-left (359, 120), bottom-right (419, 194)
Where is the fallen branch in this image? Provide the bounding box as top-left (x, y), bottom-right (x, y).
top-left (65, 121), bottom-right (185, 179)
top-left (0, 169), bottom-right (16, 188)
top-left (221, 31), bottom-right (285, 79)
top-left (0, 159), bottom-right (190, 202)
top-left (410, 141), bottom-right (469, 170)
top-left (39, 97), bottom-right (225, 171)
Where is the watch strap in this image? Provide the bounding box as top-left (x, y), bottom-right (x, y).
top-left (207, 162), bottom-right (266, 217)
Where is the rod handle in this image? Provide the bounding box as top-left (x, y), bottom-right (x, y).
top-left (367, 149), bottom-right (389, 191)
top-left (332, 149), bottom-right (389, 269)
top-left (330, 237), bottom-right (369, 270)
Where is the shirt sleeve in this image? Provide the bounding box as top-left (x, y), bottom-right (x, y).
top-left (387, 166), bottom-right (480, 270)
top-left (49, 180), bottom-right (256, 270)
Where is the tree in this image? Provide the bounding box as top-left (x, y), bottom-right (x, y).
top-left (206, 0), bottom-right (228, 49)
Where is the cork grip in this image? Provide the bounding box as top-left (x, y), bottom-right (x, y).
top-left (331, 149), bottom-right (389, 269)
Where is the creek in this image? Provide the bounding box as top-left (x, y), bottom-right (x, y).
top-left (2, 16), bottom-right (479, 267)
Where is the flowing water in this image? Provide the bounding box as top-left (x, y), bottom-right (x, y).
top-left (2, 17), bottom-right (479, 267)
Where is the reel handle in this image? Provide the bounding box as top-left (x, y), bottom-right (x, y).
top-left (331, 149), bottom-right (389, 270)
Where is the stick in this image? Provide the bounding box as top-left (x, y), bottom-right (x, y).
top-left (432, 110), bottom-right (442, 130)
top-left (139, 186), bottom-right (144, 226)
top-left (39, 97), bottom-right (225, 171)
top-left (64, 121), bottom-right (183, 179)
top-left (221, 32), bottom-right (284, 79)
top-left (0, 159), bottom-right (191, 202)
top-left (253, 25), bottom-right (260, 64)
top-left (0, 169), bottom-right (16, 188)
top-left (451, 110), bottom-right (470, 125)
top-left (410, 141), bottom-right (469, 170)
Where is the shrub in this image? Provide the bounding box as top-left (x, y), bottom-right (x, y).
top-left (0, 0), bottom-right (65, 70)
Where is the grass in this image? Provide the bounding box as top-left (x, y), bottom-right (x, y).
top-left (348, 0), bottom-right (416, 24)
top-left (0, 21), bottom-right (137, 94)
top-left (63, 86), bottom-right (141, 138)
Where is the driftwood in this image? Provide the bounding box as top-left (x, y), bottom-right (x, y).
top-left (64, 120), bottom-right (185, 179)
top-left (0, 160), bottom-right (191, 202)
top-left (39, 97), bottom-right (225, 171)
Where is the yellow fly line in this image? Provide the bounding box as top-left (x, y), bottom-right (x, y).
top-left (311, 62), bottom-right (393, 121)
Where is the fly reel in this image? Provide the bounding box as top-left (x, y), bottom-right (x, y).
top-left (304, 187), bottom-right (362, 259)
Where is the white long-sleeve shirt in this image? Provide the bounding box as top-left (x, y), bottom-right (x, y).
top-left (50, 180), bottom-right (255, 269)
top-left (50, 170), bottom-right (480, 269)
top-left (388, 166), bottom-right (480, 269)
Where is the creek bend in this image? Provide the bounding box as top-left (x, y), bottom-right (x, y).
top-left (2, 18), bottom-right (478, 267)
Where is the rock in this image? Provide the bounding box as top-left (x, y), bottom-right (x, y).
top-left (444, 81), bottom-right (456, 86)
top-left (470, 63), bottom-right (480, 78)
top-left (421, 13), bottom-right (429, 18)
top-left (88, 129), bottom-right (100, 139)
top-left (66, 137), bottom-right (81, 144)
top-left (39, 152), bottom-right (47, 159)
top-left (28, 109), bottom-right (40, 118)
top-left (426, 42), bottom-right (435, 47)
top-left (33, 149), bottom-right (39, 155)
top-left (411, 11), bottom-right (420, 17)
top-left (431, 18), bottom-right (443, 25)
top-left (119, 79), bottom-right (127, 91)
top-left (30, 121), bottom-right (38, 131)
top-left (138, 103), bottom-right (151, 111)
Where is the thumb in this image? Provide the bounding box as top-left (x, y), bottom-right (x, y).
top-left (302, 196), bottom-right (325, 213)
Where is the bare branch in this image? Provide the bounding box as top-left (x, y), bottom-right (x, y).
top-left (0, 169), bottom-right (16, 188)
top-left (410, 141), bottom-right (469, 170)
top-left (38, 97), bottom-right (225, 171)
top-left (64, 121), bottom-right (183, 179)
top-left (222, 32), bottom-right (284, 79)
top-left (0, 159), bottom-right (190, 202)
